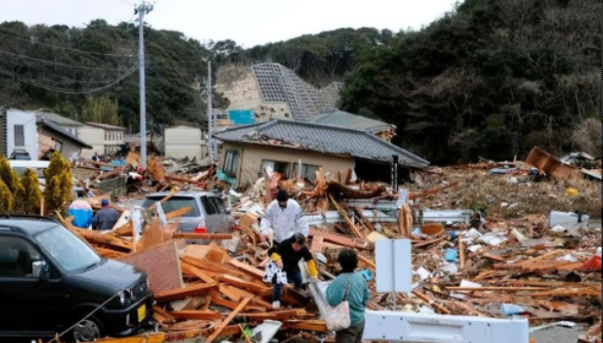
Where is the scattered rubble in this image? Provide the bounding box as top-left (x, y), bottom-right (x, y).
top-left (54, 147), bottom-right (601, 343)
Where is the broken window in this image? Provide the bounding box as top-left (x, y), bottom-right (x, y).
top-left (0, 236), bottom-right (40, 278)
top-left (14, 125), bottom-right (24, 147)
top-left (301, 164), bottom-right (320, 181)
top-left (261, 160), bottom-right (291, 178)
top-left (223, 150), bottom-right (239, 176)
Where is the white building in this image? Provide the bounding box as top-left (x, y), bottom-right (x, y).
top-left (3, 108), bottom-right (39, 159)
top-left (164, 125), bottom-right (207, 162)
top-left (78, 125), bottom-right (105, 158)
top-left (83, 122), bottom-right (126, 155)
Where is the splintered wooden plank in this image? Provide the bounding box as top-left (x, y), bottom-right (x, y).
top-left (180, 262), bottom-right (216, 283)
top-left (182, 256), bottom-right (247, 279)
top-left (172, 233), bottom-right (233, 240)
top-left (77, 229), bottom-right (133, 251)
top-left (357, 253), bottom-right (376, 270)
top-left (210, 295), bottom-right (266, 312)
top-left (329, 195), bottom-right (364, 238)
top-left (169, 310), bottom-right (222, 321)
top-left (217, 274), bottom-right (272, 295)
top-left (229, 258), bottom-right (265, 280)
top-left (309, 229), bottom-right (371, 250)
top-left (165, 206), bottom-right (192, 220)
top-left (92, 333), bottom-right (165, 343)
top-left (155, 283), bottom-right (218, 302)
top-left (283, 320), bottom-right (329, 333)
top-left (204, 297), bottom-right (252, 343)
top-left (237, 309), bottom-right (309, 321)
top-left (219, 285), bottom-right (273, 308)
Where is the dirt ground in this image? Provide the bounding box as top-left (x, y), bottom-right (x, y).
top-left (530, 327), bottom-right (587, 343)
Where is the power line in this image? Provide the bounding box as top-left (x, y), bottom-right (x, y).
top-left (0, 29), bottom-right (137, 58)
top-left (0, 62), bottom-right (138, 94)
top-left (0, 48), bottom-right (137, 72)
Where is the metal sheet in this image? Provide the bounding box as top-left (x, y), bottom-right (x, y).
top-left (376, 239), bottom-right (394, 293)
top-left (376, 239), bottom-right (412, 293)
top-left (421, 210), bottom-right (472, 224)
top-left (363, 310), bottom-right (529, 343)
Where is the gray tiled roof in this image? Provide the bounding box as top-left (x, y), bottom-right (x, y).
top-left (38, 119), bottom-right (92, 149)
top-left (311, 110), bottom-right (392, 133)
top-left (35, 111), bottom-right (83, 127)
top-left (214, 120), bottom-right (429, 167)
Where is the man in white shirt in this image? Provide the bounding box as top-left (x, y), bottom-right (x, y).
top-left (260, 190), bottom-right (309, 246)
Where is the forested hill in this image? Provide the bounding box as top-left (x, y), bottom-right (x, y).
top-left (340, 0), bottom-right (601, 163)
top-left (0, 20), bottom-right (227, 132)
top-left (223, 0), bottom-right (601, 164)
top-left (211, 28), bottom-right (395, 86)
top-left (0, 0), bottom-right (600, 164)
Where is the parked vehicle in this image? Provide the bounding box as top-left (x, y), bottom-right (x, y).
top-left (9, 148), bottom-right (32, 160)
top-left (9, 160), bottom-right (86, 198)
top-left (142, 191), bottom-right (234, 238)
top-left (0, 216), bottom-right (153, 341)
top-left (8, 160), bottom-right (50, 178)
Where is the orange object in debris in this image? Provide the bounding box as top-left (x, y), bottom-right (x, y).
top-left (420, 224), bottom-right (444, 236)
top-left (581, 255), bottom-right (602, 271)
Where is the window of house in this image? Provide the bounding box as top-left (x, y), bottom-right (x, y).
top-left (105, 132), bottom-right (108, 141)
top-left (54, 140), bottom-right (63, 152)
top-left (14, 125), bottom-right (24, 147)
top-left (300, 164), bottom-right (320, 181)
top-left (223, 150), bottom-right (239, 176)
top-left (260, 160), bottom-right (291, 178)
top-left (0, 236), bottom-right (41, 278)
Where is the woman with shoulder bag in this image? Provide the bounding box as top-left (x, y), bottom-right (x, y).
top-left (326, 249), bottom-right (369, 343)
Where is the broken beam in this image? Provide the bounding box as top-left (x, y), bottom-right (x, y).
top-left (155, 283), bottom-right (218, 302)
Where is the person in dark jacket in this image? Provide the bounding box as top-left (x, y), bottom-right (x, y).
top-left (263, 233), bottom-right (319, 309)
top-left (92, 199), bottom-right (119, 231)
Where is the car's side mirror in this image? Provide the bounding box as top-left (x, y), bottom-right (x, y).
top-left (32, 260), bottom-right (48, 279)
top-left (225, 207), bottom-right (232, 214)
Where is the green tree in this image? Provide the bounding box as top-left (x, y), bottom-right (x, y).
top-left (0, 179), bottom-right (13, 212)
top-left (341, 0), bottom-right (600, 163)
top-left (0, 156), bottom-right (21, 193)
top-left (20, 168), bottom-right (42, 214)
top-left (0, 156), bottom-right (23, 211)
top-left (44, 152), bottom-right (73, 213)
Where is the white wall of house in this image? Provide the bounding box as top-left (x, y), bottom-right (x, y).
top-left (6, 109), bottom-right (38, 159)
top-left (165, 126), bottom-right (207, 161)
top-left (79, 125), bottom-right (105, 158)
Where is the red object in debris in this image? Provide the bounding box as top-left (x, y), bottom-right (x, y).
top-left (194, 219), bottom-right (208, 234)
top-left (580, 255), bottom-right (602, 271)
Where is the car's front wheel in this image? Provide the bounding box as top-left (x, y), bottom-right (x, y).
top-left (72, 315), bottom-right (104, 342)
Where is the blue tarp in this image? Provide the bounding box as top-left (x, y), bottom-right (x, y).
top-left (217, 169), bottom-right (237, 184)
top-left (229, 109), bottom-right (255, 125)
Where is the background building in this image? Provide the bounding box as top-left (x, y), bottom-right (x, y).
top-left (164, 124), bottom-right (207, 162)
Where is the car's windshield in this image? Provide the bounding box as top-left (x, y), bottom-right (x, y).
top-left (34, 226), bottom-right (100, 272)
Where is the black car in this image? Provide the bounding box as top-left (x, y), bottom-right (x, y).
top-left (0, 216), bottom-right (154, 341)
top-left (9, 148), bottom-right (31, 161)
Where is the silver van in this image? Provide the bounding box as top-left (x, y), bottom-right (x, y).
top-left (142, 191), bottom-right (234, 237)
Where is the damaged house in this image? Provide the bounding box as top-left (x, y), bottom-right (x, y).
top-left (213, 119), bottom-right (429, 186)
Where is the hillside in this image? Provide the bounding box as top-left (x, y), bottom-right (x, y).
top-left (340, 0), bottom-right (601, 163)
top-left (0, 0), bottom-right (600, 164)
top-left (0, 20), bottom-right (227, 132)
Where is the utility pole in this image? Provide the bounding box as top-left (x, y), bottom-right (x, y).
top-left (206, 60), bottom-right (214, 163)
top-left (136, 2), bottom-right (153, 168)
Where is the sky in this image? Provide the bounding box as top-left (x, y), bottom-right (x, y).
top-left (0, 0), bottom-right (459, 47)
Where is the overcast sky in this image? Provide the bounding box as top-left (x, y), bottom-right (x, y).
top-left (0, 0), bottom-right (459, 47)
